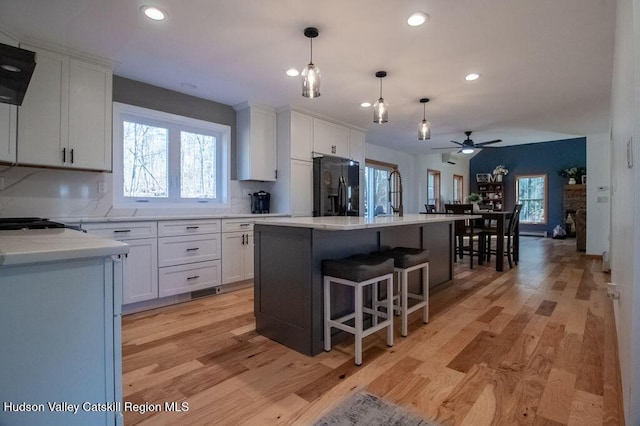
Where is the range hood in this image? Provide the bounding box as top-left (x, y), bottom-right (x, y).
top-left (0, 43), bottom-right (36, 106)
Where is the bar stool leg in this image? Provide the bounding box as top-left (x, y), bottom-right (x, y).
top-left (422, 264), bottom-right (429, 323)
top-left (372, 280), bottom-right (379, 326)
top-left (401, 269), bottom-right (409, 337)
top-left (354, 283), bottom-right (364, 366)
top-left (385, 277), bottom-right (394, 347)
top-left (323, 277), bottom-right (331, 352)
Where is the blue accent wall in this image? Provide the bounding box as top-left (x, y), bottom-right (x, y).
top-left (469, 137), bottom-right (586, 236)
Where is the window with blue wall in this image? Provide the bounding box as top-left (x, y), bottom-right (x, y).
top-left (469, 137), bottom-right (586, 236)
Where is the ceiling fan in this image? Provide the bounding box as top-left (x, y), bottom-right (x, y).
top-left (435, 131), bottom-right (502, 154)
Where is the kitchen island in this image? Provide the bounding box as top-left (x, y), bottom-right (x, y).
top-left (253, 214), bottom-right (476, 356)
top-left (0, 228), bottom-right (128, 426)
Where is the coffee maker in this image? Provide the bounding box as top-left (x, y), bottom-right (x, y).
top-left (251, 191), bottom-right (271, 214)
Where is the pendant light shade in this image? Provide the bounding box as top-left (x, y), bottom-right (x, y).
top-left (373, 71), bottom-right (388, 123)
top-left (302, 27), bottom-right (320, 98)
top-left (418, 98), bottom-right (431, 140)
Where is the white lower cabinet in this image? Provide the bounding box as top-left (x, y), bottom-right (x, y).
top-left (221, 219), bottom-right (254, 284)
top-left (159, 260), bottom-right (222, 297)
top-left (158, 219), bottom-right (222, 296)
top-left (82, 221), bottom-right (158, 305)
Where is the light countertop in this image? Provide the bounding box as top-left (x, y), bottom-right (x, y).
top-left (0, 228), bottom-right (129, 267)
top-left (254, 213), bottom-right (481, 231)
top-left (53, 213), bottom-right (286, 224)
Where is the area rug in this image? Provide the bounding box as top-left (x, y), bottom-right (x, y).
top-left (313, 391), bottom-right (441, 426)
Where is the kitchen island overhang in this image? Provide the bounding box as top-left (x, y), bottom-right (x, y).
top-left (253, 214), bottom-right (478, 356)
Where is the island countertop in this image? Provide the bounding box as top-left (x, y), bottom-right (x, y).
top-left (0, 228), bottom-right (129, 266)
top-left (254, 213), bottom-right (480, 230)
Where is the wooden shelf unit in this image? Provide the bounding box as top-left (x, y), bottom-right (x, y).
top-left (477, 182), bottom-right (503, 211)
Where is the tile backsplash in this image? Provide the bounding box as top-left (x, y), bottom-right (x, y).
top-left (0, 165), bottom-right (275, 219)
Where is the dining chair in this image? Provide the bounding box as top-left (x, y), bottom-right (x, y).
top-left (444, 203), bottom-right (484, 268)
top-left (481, 204), bottom-right (523, 268)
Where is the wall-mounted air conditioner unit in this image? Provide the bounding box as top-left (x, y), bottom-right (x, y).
top-left (441, 153), bottom-right (457, 165)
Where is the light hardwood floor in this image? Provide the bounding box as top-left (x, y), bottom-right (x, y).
top-left (121, 237), bottom-right (624, 425)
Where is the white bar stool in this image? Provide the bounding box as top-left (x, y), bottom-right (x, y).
top-left (372, 247), bottom-right (429, 337)
top-left (322, 254), bottom-right (395, 366)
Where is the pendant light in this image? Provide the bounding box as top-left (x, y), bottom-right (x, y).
top-left (373, 71), bottom-right (388, 123)
top-left (302, 27), bottom-right (320, 98)
top-left (418, 98), bottom-right (431, 140)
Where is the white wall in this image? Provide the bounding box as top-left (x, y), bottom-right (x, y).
top-left (417, 153), bottom-right (471, 211)
top-left (609, 0), bottom-right (640, 423)
top-left (586, 132), bottom-right (611, 255)
top-left (0, 165), bottom-right (272, 219)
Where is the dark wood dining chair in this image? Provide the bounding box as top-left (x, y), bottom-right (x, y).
top-left (481, 204), bottom-right (523, 268)
top-left (444, 203), bottom-right (484, 268)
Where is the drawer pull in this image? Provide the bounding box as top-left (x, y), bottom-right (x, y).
top-left (114, 230), bottom-right (131, 233)
top-left (186, 247), bottom-right (200, 252)
top-left (186, 275), bottom-right (200, 281)
top-left (186, 226), bottom-right (200, 230)
top-left (240, 223), bottom-right (250, 227)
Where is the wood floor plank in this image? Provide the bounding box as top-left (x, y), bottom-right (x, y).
top-left (120, 238), bottom-right (623, 425)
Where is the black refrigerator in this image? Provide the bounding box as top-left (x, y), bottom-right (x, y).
top-left (313, 155), bottom-right (360, 216)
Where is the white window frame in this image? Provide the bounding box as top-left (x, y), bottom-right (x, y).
top-left (113, 102), bottom-right (230, 209)
top-left (515, 173), bottom-right (547, 224)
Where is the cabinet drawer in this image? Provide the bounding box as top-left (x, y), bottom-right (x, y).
top-left (82, 221), bottom-right (157, 240)
top-left (158, 234), bottom-right (221, 267)
top-left (159, 260), bottom-right (221, 297)
top-left (222, 219), bottom-right (255, 233)
top-left (158, 219), bottom-right (220, 237)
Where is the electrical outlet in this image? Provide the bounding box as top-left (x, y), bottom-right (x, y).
top-left (97, 181), bottom-right (106, 194)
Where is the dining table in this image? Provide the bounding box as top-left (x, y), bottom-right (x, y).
top-left (420, 209), bottom-right (519, 272)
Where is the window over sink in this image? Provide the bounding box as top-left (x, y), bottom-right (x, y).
top-left (113, 103), bottom-right (230, 208)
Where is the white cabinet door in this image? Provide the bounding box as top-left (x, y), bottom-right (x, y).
top-left (17, 45), bottom-right (112, 171)
top-left (313, 118), bottom-right (349, 158)
top-left (0, 33), bottom-right (17, 164)
top-left (236, 105), bottom-right (276, 181)
top-left (222, 231), bottom-right (244, 284)
top-left (68, 59), bottom-right (112, 171)
top-left (291, 159), bottom-right (313, 216)
top-left (349, 129), bottom-right (365, 167)
top-left (17, 45), bottom-right (69, 167)
top-left (244, 232), bottom-right (254, 280)
top-left (158, 260), bottom-right (221, 297)
top-left (290, 110), bottom-right (313, 161)
top-left (222, 230), bottom-right (253, 284)
top-left (123, 238), bottom-right (158, 304)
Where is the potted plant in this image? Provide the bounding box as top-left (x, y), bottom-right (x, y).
top-left (492, 165), bottom-right (508, 182)
top-left (559, 166), bottom-right (586, 184)
top-left (466, 192), bottom-right (482, 211)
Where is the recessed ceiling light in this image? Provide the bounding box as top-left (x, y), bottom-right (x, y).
top-left (286, 68), bottom-right (299, 77)
top-left (465, 73), bottom-right (481, 81)
top-left (360, 102), bottom-right (371, 108)
top-left (142, 6), bottom-right (166, 21)
top-left (407, 12), bottom-right (429, 27)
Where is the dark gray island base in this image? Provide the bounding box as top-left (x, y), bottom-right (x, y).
top-left (254, 215), bottom-right (459, 356)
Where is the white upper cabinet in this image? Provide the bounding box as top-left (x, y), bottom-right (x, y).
top-left (313, 118), bottom-right (350, 158)
top-left (236, 103), bottom-right (277, 181)
top-left (289, 110), bottom-right (313, 161)
top-left (349, 129), bottom-right (365, 167)
top-left (17, 44), bottom-right (112, 171)
top-left (0, 32), bottom-right (18, 164)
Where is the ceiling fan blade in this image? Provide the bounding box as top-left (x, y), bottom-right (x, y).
top-left (476, 139), bottom-right (502, 147)
top-left (432, 146), bottom-right (459, 150)
top-left (449, 141), bottom-right (463, 146)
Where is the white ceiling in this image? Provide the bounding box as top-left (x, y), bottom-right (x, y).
top-left (0, 0), bottom-right (616, 155)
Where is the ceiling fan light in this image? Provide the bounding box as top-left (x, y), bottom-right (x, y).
top-left (418, 119), bottom-right (431, 140)
top-left (373, 98), bottom-right (388, 123)
top-left (461, 147), bottom-right (475, 154)
top-left (302, 63), bottom-right (321, 98)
